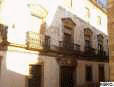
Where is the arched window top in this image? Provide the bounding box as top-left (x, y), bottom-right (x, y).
top-left (62, 17), bottom-right (76, 29)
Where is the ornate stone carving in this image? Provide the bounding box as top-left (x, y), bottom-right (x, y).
top-left (62, 17), bottom-right (76, 29)
top-left (56, 55), bottom-right (77, 67)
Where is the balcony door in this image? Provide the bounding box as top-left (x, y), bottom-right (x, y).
top-left (97, 34), bottom-right (104, 55)
top-left (63, 33), bottom-right (72, 49)
top-left (84, 28), bottom-right (93, 49)
top-left (60, 66), bottom-right (75, 87)
top-left (64, 33), bottom-right (72, 42)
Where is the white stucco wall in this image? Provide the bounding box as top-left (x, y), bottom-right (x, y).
top-left (0, 46), bottom-right (60, 87)
top-left (0, 51), bottom-right (27, 87)
top-left (0, 47), bottom-right (109, 87)
top-left (77, 60), bottom-right (109, 86)
top-left (41, 56), bottom-right (59, 87)
top-left (0, 46), bottom-right (39, 87)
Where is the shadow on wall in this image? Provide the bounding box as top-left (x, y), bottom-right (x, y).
top-left (0, 24), bottom-right (28, 87)
top-left (0, 49), bottom-right (29, 87)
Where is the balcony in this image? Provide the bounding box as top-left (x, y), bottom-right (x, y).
top-left (26, 31), bottom-right (81, 56)
top-left (59, 41), bottom-right (80, 55)
top-left (26, 32), bottom-right (50, 51)
top-left (82, 46), bottom-right (108, 61)
top-left (25, 31), bottom-right (108, 60)
top-left (96, 50), bottom-right (108, 59)
top-left (83, 46), bottom-right (96, 57)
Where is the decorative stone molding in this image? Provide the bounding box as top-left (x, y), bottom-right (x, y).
top-left (62, 17), bottom-right (76, 29)
top-left (56, 55), bottom-right (77, 67)
top-left (28, 3), bottom-right (48, 19)
top-left (84, 28), bottom-right (93, 36)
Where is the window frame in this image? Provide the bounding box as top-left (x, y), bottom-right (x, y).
top-left (85, 7), bottom-right (90, 18)
top-left (97, 16), bottom-right (102, 25)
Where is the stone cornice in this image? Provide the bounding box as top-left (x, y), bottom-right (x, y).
top-left (89, 0), bottom-right (107, 15)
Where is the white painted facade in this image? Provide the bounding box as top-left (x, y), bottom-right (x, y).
top-left (0, 48), bottom-right (109, 87)
top-left (0, 0), bottom-right (109, 87)
top-left (47, 6), bottom-right (108, 55)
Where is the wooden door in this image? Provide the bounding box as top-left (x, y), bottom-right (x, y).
top-left (28, 65), bottom-right (42, 87)
top-left (60, 66), bottom-right (75, 87)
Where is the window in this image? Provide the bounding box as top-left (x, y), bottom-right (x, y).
top-left (84, 28), bottom-right (93, 49)
top-left (99, 64), bottom-right (105, 81)
top-left (85, 40), bottom-right (91, 48)
top-left (85, 65), bottom-right (93, 81)
top-left (70, 0), bottom-right (72, 7)
top-left (12, 24), bottom-right (15, 29)
top-left (64, 33), bottom-right (72, 41)
top-left (85, 7), bottom-right (90, 18)
top-left (62, 17), bottom-right (75, 48)
top-left (97, 34), bottom-right (104, 53)
top-left (64, 0), bottom-right (73, 8)
top-left (63, 33), bottom-right (72, 49)
top-left (28, 65), bottom-right (42, 87)
top-left (97, 16), bottom-right (101, 25)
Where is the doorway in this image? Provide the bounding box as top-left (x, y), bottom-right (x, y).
top-left (60, 66), bottom-right (76, 87)
top-left (28, 65), bottom-right (42, 87)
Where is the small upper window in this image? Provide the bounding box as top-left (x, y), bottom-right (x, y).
top-left (12, 24), bottom-right (15, 29)
top-left (85, 7), bottom-right (90, 19)
top-left (69, 0), bottom-right (72, 8)
top-left (97, 16), bottom-right (101, 25)
top-left (64, 0), bottom-right (73, 8)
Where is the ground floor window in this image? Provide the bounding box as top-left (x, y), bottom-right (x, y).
top-left (99, 64), bottom-right (105, 82)
top-left (60, 66), bottom-right (75, 87)
top-left (28, 65), bottom-right (42, 87)
top-left (85, 65), bottom-right (93, 82)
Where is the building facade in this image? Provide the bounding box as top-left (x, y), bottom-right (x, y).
top-left (0, 0), bottom-right (109, 87)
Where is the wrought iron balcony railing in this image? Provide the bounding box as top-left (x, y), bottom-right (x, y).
top-left (83, 46), bottom-right (108, 59)
top-left (26, 32), bottom-right (50, 51)
top-left (59, 41), bottom-right (80, 54)
top-left (59, 41), bottom-right (74, 51)
top-left (97, 50), bottom-right (108, 58)
top-left (85, 46), bottom-right (95, 51)
top-left (25, 31), bottom-right (108, 59)
top-left (83, 46), bottom-right (96, 57)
